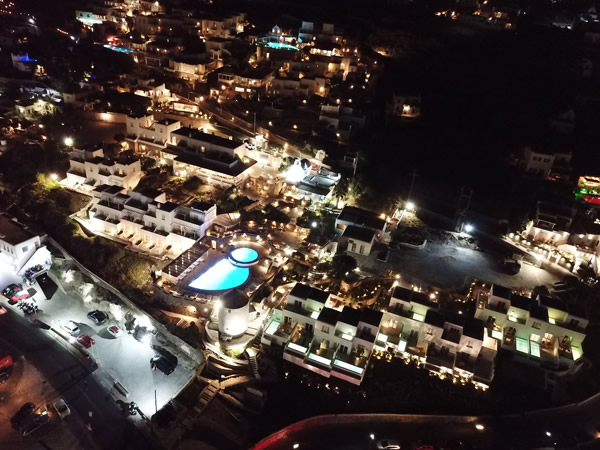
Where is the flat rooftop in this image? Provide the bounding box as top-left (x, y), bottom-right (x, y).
top-left (0, 214), bottom-right (36, 245)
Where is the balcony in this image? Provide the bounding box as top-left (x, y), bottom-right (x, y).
top-left (175, 213), bottom-right (204, 226)
top-left (97, 200), bottom-right (124, 212)
top-left (170, 228), bottom-right (197, 239)
top-left (334, 329), bottom-right (355, 341)
top-left (306, 340), bottom-right (335, 368)
top-left (283, 302), bottom-right (315, 320)
top-left (285, 325), bottom-right (313, 356)
top-left (426, 344), bottom-right (456, 369)
top-left (121, 215), bottom-right (144, 225)
top-left (67, 167), bottom-right (86, 177)
top-left (332, 349), bottom-right (368, 378)
top-left (485, 301), bottom-right (508, 315)
top-left (355, 327), bottom-right (377, 344)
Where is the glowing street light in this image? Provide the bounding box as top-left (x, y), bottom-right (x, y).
top-left (405, 201), bottom-right (415, 211)
top-left (64, 137), bottom-right (74, 146)
top-left (475, 424), bottom-right (485, 431)
top-left (464, 223), bottom-right (474, 234)
top-left (50, 173), bottom-right (58, 181)
top-left (311, 221), bottom-right (318, 228)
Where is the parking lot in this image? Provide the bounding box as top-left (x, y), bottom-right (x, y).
top-left (360, 241), bottom-right (561, 289)
top-left (0, 263), bottom-right (197, 419)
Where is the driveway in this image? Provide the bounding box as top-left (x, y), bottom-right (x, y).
top-left (32, 286), bottom-right (196, 417)
top-left (0, 261), bottom-right (198, 419)
top-left (360, 241), bottom-right (560, 289)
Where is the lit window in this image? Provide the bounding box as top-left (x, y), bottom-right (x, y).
top-left (516, 337), bottom-right (529, 354)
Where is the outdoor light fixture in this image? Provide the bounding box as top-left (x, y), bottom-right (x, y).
top-left (293, 445), bottom-right (300, 449)
top-left (546, 431), bottom-right (552, 437)
top-left (50, 173), bottom-right (58, 181)
top-left (405, 201), bottom-right (415, 211)
top-left (475, 424), bottom-right (485, 431)
top-left (311, 221), bottom-right (318, 228)
top-left (64, 137), bottom-right (74, 146)
top-left (464, 224), bottom-right (474, 233)
top-left (369, 434), bottom-right (375, 440)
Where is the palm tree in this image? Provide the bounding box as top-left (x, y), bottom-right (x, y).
top-left (332, 177), bottom-right (350, 209)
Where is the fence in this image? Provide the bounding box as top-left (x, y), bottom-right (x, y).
top-left (47, 237), bottom-right (204, 365)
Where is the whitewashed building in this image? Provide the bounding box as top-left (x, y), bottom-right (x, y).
top-left (89, 186), bottom-right (216, 256)
top-left (0, 214), bottom-right (42, 272)
top-left (65, 145), bottom-right (142, 191)
top-left (262, 283), bottom-right (383, 385)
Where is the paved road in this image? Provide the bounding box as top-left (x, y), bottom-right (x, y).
top-left (0, 310), bottom-right (155, 450)
top-left (360, 242), bottom-right (560, 290)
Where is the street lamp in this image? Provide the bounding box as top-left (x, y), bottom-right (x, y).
top-left (50, 173), bottom-right (58, 181)
top-left (475, 424), bottom-right (485, 431)
top-left (311, 221), bottom-right (318, 228)
top-left (405, 201), bottom-right (415, 211)
top-left (464, 223), bottom-right (474, 234)
top-left (64, 137), bottom-right (74, 147)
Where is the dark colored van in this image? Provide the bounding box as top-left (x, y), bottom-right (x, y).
top-left (150, 354), bottom-right (177, 375)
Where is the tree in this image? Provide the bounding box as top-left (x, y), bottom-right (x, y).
top-left (331, 254), bottom-right (357, 278)
top-left (332, 177), bottom-right (350, 208)
top-left (141, 157), bottom-right (157, 172)
top-left (183, 175), bottom-right (203, 192)
top-left (103, 143), bottom-right (121, 159)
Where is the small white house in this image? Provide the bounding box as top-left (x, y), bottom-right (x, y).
top-left (0, 214), bottom-right (42, 272)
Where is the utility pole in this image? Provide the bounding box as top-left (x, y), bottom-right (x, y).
top-left (407, 169), bottom-right (417, 203)
top-left (155, 390), bottom-right (158, 414)
top-left (455, 187), bottom-right (473, 232)
top-left (253, 112), bottom-right (256, 134)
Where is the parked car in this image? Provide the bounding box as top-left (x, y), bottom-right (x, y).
top-left (21, 413), bottom-right (50, 437)
top-left (9, 290), bottom-right (31, 304)
top-left (150, 354), bottom-right (177, 375)
top-left (53, 398), bottom-right (71, 420)
top-left (376, 247), bottom-right (390, 263)
top-left (377, 440), bottom-right (401, 450)
top-left (61, 321), bottom-right (80, 335)
top-left (0, 366), bottom-right (12, 383)
top-left (107, 325), bottom-right (122, 337)
top-left (10, 402), bottom-right (35, 429)
top-left (77, 334), bottom-right (95, 348)
top-left (2, 283), bottom-right (22, 298)
top-left (87, 310), bottom-right (108, 325)
top-left (499, 258), bottom-right (521, 275)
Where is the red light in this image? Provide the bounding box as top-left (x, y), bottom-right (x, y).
top-left (107, 36), bottom-right (115, 42)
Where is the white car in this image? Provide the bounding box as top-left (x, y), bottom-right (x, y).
top-left (61, 321), bottom-right (80, 335)
top-left (53, 398), bottom-right (70, 420)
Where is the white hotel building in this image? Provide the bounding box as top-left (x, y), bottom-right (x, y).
top-left (0, 214), bottom-right (42, 272)
top-left (262, 283), bottom-right (383, 385)
top-left (65, 145), bottom-right (142, 191)
top-left (89, 186), bottom-right (216, 257)
top-left (162, 127), bottom-right (255, 189)
top-left (474, 284), bottom-right (587, 371)
top-left (379, 286), bottom-right (497, 388)
top-left (125, 114), bottom-right (256, 189)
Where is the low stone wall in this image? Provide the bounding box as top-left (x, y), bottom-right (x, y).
top-left (79, 111), bottom-right (128, 123)
top-left (397, 239), bottom-right (427, 249)
top-left (154, 286), bottom-right (214, 319)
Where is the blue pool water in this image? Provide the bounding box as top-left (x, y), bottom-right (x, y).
top-left (103, 44), bottom-right (133, 53)
top-left (229, 247), bottom-right (259, 266)
top-left (188, 258), bottom-right (250, 291)
top-left (264, 42), bottom-right (298, 51)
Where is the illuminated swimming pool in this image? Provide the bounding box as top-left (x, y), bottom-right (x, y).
top-left (264, 42), bottom-right (298, 51)
top-left (188, 247), bottom-right (258, 291)
top-left (103, 44), bottom-right (134, 53)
